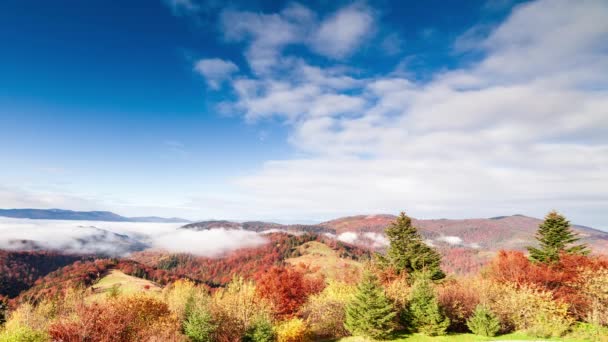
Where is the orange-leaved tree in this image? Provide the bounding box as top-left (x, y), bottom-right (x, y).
top-left (256, 266), bottom-right (324, 319)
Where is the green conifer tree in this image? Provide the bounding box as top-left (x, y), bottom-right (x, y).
top-left (527, 210), bottom-right (589, 263)
top-left (344, 271), bottom-right (396, 340)
top-left (243, 316), bottom-right (275, 342)
top-left (466, 305), bottom-right (501, 337)
top-left (384, 212), bottom-right (445, 280)
top-left (407, 275), bottom-right (450, 336)
top-left (184, 305), bottom-right (217, 342)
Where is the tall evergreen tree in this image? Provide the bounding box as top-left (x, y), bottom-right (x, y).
top-left (466, 305), bottom-right (500, 337)
top-left (407, 274), bottom-right (450, 336)
top-left (183, 306), bottom-right (216, 342)
top-left (344, 271), bottom-right (396, 340)
top-left (527, 210), bottom-right (589, 263)
top-left (383, 212), bottom-right (445, 280)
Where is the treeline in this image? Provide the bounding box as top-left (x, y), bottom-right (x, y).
top-left (0, 251), bottom-right (85, 299)
top-left (0, 211), bottom-right (607, 341)
top-left (130, 233), bottom-right (369, 286)
top-left (14, 258), bottom-right (192, 306)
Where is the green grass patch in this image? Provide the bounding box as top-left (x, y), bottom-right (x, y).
top-left (286, 241), bottom-right (362, 280)
top-left (88, 270), bottom-right (161, 301)
top-left (335, 331), bottom-right (588, 341)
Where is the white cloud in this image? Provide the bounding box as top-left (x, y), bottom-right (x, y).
top-left (333, 231), bottom-right (389, 247)
top-left (0, 217), bottom-right (266, 257)
top-left (310, 4), bottom-right (374, 59)
top-left (437, 235), bottom-right (464, 245)
top-left (219, 4), bottom-right (313, 75)
top-left (194, 58), bottom-right (239, 89)
top-left (337, 232), bottom-right (358, 244)
top-left (8, 0), bottom-right (607, 229)
top-left (0, 185), bottom-right (105, 212)
top-left (218, 3), bottom-right (374, 73)
top-left (217, 0), bottom-right (608, 228)
top-left (362, 232), bottom-right (390, 247)
top-left (164, 0), bottom-right (200, 16)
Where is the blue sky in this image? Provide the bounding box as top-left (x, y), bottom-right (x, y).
top-left (1, 0), bottom-right (607, 228)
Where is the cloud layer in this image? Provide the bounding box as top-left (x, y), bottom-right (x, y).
top-left (0, 217), bottom-right (267, 257)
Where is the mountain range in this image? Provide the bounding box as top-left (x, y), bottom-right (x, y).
top-left (0, 208), bottom-right (189, 223)
top-left (182, 214), bottom-right (608, 255)
top-left (2, 208), bottom-right (607, 262)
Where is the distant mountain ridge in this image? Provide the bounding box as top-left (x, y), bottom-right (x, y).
top-left (181, 214), bottom-right (608, 255)
top-left (181, 220), bottom-right (333, 234)
top-left (0, 208), bottom-right (189, 223)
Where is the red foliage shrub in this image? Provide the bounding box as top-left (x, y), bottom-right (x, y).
top-left (256, 266), bottom-right (325, 318)
top-left (487, 250), bottom-right (608, 319)
top-left (48, 296), bottom-right (180, 342)
top-left (437, 278), bottom-right (482, 332)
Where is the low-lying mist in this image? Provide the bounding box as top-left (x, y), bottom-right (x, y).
top-left (0, 217), bottom-right (267, 257)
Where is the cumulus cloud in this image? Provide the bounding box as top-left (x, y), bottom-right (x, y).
top-left (208, 0), bottom-right (608, 227)
top-left (194, 58), bottom-right (239, 89)
top-left (0, 217), bottom-right (267, 257)
top-left (218, 3), bottom-right (374, 74)
top-left (310, 4), bottom-right (374, 59)
top-left (220, 4), bottom-right (312, 75)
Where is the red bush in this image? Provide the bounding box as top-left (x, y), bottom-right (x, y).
top-left (256, 266), bottom-right (324, 318)
top-left (48, 296), bottom-right (180, 342)
top-left (487, 250), bottom-right (608, 319)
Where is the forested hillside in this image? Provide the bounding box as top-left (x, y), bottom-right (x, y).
top-left (1, 211), bottom-right (607, 341)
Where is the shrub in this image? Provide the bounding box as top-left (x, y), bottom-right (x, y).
top-left (576, 267), bottom-right (608, 325)
top-left (164, 279), bottom-right (201, 320)
top-left (211, 276), bottom-right (272, 342)
top-left (407, 275), bottom-right (449, 336)
top-left (383, 274), bottom-right (410, 312)
top-left (107, 284), bottom-right (121, 299)
top-left (0, 299), bottom-right (58, 342)
top-left (300, 281), bottom-right (356, 339)
top-left (183, 302), bottom-right (216, 342)
top-left (466, 305), bottom-right (500, 337)
top-left (243, 316), bottom-right (275, 342)
top-left (275, 318), bottom-right (308, 342)
top-left (48, 295), bottom-right (181, 342)
top-left (256, 266), bottom-right (324, 319)
top-left (567, 322), bottom-right (608, 342)
top-left (437, 277), bottom-right (481, 332)
top-left (0, 326), bottom-right (49, 342)
top-left (489, 284), bottom-right (572, 338)
top-left (1, 301), bottom-right (54, 334)
top-left (487, 250), bottom-right (608, 320)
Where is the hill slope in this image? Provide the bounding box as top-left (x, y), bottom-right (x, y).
top-left (181, 214), bottom-right (608, 256)
top-left (89, 270), bottom-right (161, 300)
top-left (320, 214), bottom-right (608, 254)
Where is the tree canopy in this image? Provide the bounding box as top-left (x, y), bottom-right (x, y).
top-left (527, 211), bottom-right (589, 263)
top-left (345, 271), bottom-right (396, 339)
top-left (383, 212), bottom-right (445, 280)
